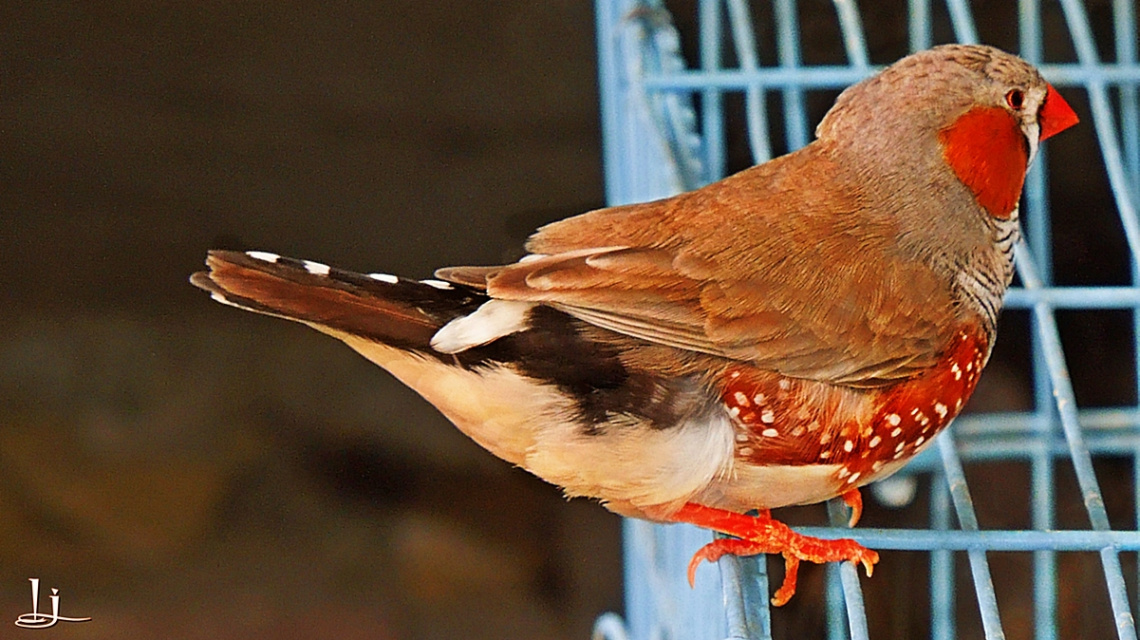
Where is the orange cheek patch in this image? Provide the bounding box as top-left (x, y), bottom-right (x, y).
top-left (938, 106), bottom-right (1028, 219)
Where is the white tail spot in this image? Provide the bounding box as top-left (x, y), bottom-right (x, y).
top-left (420, 279), bottom-right (453, 290)
top-left (368, 272), bottom-right (399, 284)
top-left (431, 300), bottom-right (535, 354)
top-left (302, 260), bottom-right (331, 276)
top-left (246, 251), bottom-right (281, 263)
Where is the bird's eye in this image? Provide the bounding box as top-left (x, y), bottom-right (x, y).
top-left (1005, 89), bottom-right (1024, 110)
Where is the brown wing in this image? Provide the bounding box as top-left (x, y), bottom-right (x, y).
top-left (439, 144), bottom-right (960, 386)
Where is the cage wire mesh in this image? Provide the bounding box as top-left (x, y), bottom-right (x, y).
top-left (590, 0), bottom-right (1140, 639)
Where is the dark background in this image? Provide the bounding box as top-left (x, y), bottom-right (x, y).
top-left (0, 1), bottom-right (1133, 639)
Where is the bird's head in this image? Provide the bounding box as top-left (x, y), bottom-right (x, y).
top-left (817, 44), bottom-right (1079, 220)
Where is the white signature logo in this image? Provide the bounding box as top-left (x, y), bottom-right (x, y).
top-left (14, 578), bottom-right (91, 629)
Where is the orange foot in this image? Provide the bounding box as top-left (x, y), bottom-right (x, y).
top-left (673, 501), bottom-right (878, 606)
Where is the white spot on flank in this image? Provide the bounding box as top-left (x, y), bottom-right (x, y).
top-left (791, 426), bottom-right (805, 437)
top-left (886, 413), bottom-right (901, 426)
top-left (837, 468), bottom-right (850, 479)
top-left (420, 279), bottom-right (453, 290)
top-left (843, 440), bottom-right (854, 452)
top-left (847, 472), bottom-right (861, 484)
top-left (869, 436), bottom-right (881, 448)
top-left (820, 451), bottom-right (831, 459)
top-left (934, 403), bottom-right (948, 418)
top-left (895, 442), bottom-right (905, 453)
top-left (739, 447), bottom-right (754, 456)
top-left (820, 432), bottom-right (832, 445)
top-left (872, 461), bottom-right (884, 472)
top-left (778, 379), bottom-right (791, 391)
top-left (893, 450), bottom-right (905, 459)
top-left (891, 427), bottom-right (902, 438)
top-left (733, 391), bottom-right (750, 407)
top-left (761, 428), bottom-right (778, 438)
top-left (915, 435), bottom-right (926, 446)
top-left (246, 251), bottom-right (281, 262)
top-left (753, 393), bottom-right (766, 405)
top-left (302, 260), bottom-right (331, 275)
top-left (431, 299), bottom-right (535, 354)
top-left (966, 362), bottom-right (974, 372)
top-left (729, 406), bottom-right (741, 417)
top-left (730, 371), bottom-right (740, 379)
top-left (368, 272), bottom-right (399, 284)
top-left (760, 409), bottom-right (775, 424)
top-left (736, 433), bottom-right (749, 442)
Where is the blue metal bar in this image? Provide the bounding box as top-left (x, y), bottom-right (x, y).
top-left (699, 0), bottom-right (726, 182)
top-left (791, 527), bottom-right (1140, 551)
top-left (1115, 0), bottom-right (1139, 199)
top-left (908, 0), bottom-right (932, 51)
top-left (828, 499), bottom-right (870, 640)
top-left (1057, 0), bottom-right (1140, 262)
top-left (832, 0), bottom-right (871, 68)
top-left (593, 613), bottom-right (633, 640)
top-left (774, 0), bottom-right (809, 150)
top-left (1018, 244), bottom-right (1140, 640)
top-left (1003, 287), bottom-right (1140, 308)
top-left (931, 475), bottom-right (956, 640)
top-left (719, 551), bottom-right (773, 640)
top-left (725, 0), bottom-right (772, 163)
top-left (826, 563), bottom-right (848, 640)
top-left (1017, 6), bottom-right (1060, 639)
top-left (938, 434), bottom-right (1007, 639)
top-left (595, 0), bottom-right (628, 205)
top-left (944, 0), bottom-right (979, 44)
top-left (640, 64), bottom-right (1140, 90)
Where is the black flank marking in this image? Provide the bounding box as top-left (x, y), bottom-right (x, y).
top-left (459, 306), bottom-right (710, 434)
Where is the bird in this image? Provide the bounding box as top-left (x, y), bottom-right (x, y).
top-left (192, 44), bottom-right (1079, 606)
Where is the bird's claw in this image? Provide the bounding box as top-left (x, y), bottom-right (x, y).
top-left (684, 512), bottom-right (879, 605)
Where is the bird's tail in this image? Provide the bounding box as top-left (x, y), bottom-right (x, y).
top-left (190, 250), bottom-right (488, 354)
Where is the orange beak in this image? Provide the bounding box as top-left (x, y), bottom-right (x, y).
top-left (1039, 84), bottom-right (1079, 141)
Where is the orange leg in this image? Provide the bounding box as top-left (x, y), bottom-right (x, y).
top-left (842, 488), bottom-right (863, 527)
top-left (674, 502), bottom-right (878, 606)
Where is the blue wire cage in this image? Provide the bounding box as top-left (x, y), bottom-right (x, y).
top-left (590, 1), bottom-right (1140, 638)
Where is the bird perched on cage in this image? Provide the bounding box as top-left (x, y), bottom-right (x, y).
top-left (192, 44), bottom-right (1078, 605)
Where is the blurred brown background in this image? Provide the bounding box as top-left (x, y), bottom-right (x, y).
top-left (1, 2), bottom-right (620, 639)
top-left (0, 1), bottom-right (1133, 639)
